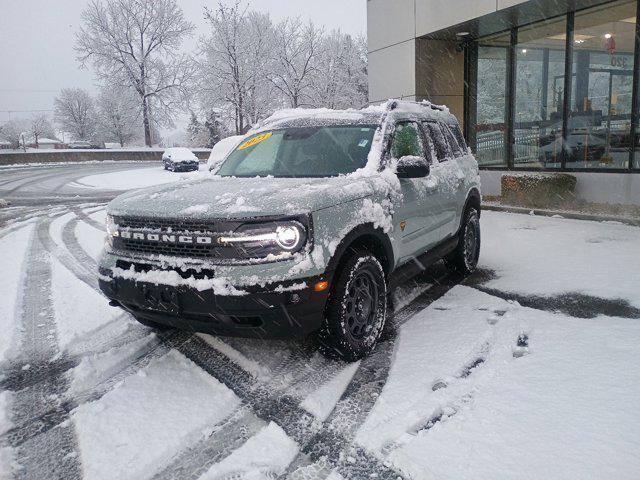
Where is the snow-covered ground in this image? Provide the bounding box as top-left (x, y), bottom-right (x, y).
top-left (0, 207), bottom-right (638, 479)
top-left (73, 166), bottom-right (202, 190)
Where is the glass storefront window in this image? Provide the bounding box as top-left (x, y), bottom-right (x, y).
top-left (513, 17), bottom-right (567, 168)
top-left (567, 0), bottom-right (637, 169)
top-left (474, 33), bottom-right (510, 166)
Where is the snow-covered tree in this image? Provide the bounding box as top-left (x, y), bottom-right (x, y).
top-left (200, 3), bottom-right (277, 135)
top-left (186, 111), bottom-right (204, 145)
top-left (76, 0), bottom-right (196, 146)
top-left (270, 18), bottom-right (323, 108)
top-left (54, 88), bottom-right (97, 141)
top-left (96, 86), bottom-right (139, 147)
top-left (29, 114), bottom-right (55, 147)
top-left (310, 31), bottom-right (368, 109)
top-left (0, 119), bottom-right (30, 149)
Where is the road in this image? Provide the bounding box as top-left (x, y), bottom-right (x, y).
top-left (0, 161), bottom-right (473, 479)
top-left (1, 162), bottom-right (639, 480)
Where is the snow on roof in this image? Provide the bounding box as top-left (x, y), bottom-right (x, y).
top-left (162, 147), bottom-right (198, 162)
top-left (35, 137), bottom-right (62, 144)
top-left (252, 99), bottom-right (456, 134)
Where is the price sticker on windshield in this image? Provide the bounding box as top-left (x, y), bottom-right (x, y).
top-left (238, 132), bottom-right (272, 150)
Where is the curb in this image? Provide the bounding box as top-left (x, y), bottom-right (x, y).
top-left (482, 203), bottom-right (640, 227)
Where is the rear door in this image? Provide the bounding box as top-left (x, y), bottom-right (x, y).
top-left (422, 121), bottom-right (464, 239)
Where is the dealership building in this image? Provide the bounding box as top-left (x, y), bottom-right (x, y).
top-left (367, 0), bottom-right (640, 205)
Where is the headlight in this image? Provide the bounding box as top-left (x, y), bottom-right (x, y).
top-left (105, 214), bottom-right (119, 246)
top-left (218, 220), bottom-right (307, 259)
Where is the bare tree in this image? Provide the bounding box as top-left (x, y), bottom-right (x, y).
top-left (200, 3), bottom-right (277, 134)
top-left (76, 0), bottom-right (195, 146)
top-left (97, 86), bottom-right (139, 146)
top-left (0, 119), bottom-right (30, 149)
top-left (270, 18), bottom-right (323, 108)
top-left (30, 114), bottom-right (55, 148)
top-left (54, 88), bottom-right (97, 141)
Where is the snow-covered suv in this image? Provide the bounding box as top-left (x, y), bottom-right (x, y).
top-left (99, 100), bottom-right (481, 361)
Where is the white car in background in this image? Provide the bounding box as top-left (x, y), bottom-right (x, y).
top-left (162, 147), bottom-right (200, 172)
top-left (207, 135), bottom-right (244, 171)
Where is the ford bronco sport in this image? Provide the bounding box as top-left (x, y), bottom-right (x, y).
top-left (98, 100), bottom-right (481, 361)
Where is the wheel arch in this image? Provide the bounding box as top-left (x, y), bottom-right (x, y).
top-left (465, 187), bottom-right (481, 217)
top-left (325, 223), bottom-right (395, 278)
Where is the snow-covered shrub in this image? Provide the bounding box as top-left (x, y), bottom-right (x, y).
top-left (501, 173), bottom-right (576, 208)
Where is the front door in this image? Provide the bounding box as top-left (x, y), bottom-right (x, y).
top-left (391, 121), bottom-right (446, 264)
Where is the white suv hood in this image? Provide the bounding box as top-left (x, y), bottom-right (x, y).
top-left (107, 174), bottom-right (380, 219)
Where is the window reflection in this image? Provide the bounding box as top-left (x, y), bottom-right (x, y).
top-left (474, 34), bottom-right (510, 166)
top-left (567, 0), bottom-right (637, 169)
top-left (513, 17), bottom-right (567, 168)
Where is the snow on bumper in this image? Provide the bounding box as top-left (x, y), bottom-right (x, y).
top-left (98, 251), bottom-right (332, 338)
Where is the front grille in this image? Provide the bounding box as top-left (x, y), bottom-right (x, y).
top-left (116, 240), bottom-right (221, 258)
top-left (114, 216), bottom-right (231, 259)
top-left (115, 217), bottom-right (218, 233)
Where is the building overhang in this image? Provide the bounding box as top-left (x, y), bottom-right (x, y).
top-left (422, 0), bottom-right (619, 41)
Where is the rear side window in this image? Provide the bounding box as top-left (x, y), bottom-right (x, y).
top-left (423, 122), bottom-right (451, 161)
top-left (448, 123), bottom-right (468, 154)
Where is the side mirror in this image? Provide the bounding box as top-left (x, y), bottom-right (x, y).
top-left (396, 156), bottom-right (430, 178)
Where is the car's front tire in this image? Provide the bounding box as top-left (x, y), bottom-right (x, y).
top-left (318, 252), bottom-right (387, 362)
top-left (444, 207), bottom-right (480, 275)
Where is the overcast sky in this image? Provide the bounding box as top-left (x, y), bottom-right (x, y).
top-left (0, 0), bottom-right (366, 123)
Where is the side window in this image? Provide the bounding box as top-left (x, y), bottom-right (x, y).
top-left (440, 123), bottom-right (464, 157)
top-left (423, 122), bottom-right (452, 161)
top-left (391, 122), bottom-right (424, 159)
top-left (448, 123), bottom-right (468, 153)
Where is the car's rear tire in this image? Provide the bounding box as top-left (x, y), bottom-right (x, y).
top-left (318, 252), bottom-right (387, 362)
top-left (444, 207), bottom-right (480, 275)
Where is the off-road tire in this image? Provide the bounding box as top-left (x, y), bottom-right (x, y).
top-left (318, 252), bottom-right (387, 362)
top-left (444, 207), bottom-right (480, 275)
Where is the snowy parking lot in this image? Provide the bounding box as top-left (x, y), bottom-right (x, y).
top-left (1, 164), bottom-right (639, 479)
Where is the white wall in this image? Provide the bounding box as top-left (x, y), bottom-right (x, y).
top-left (480, 170), bottom-right (640, 206)
top-left (368, 40), bottom-right (416, 103)
top-left (367, 0), bottom-right (416, 52)
top-left (367, 0), bottom-right (530, 103)
top-left (415, 0), bottom-right (495, 36)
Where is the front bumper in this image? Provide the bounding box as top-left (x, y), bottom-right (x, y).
top-left (99, 268), bottom-right (331, 338)
top-left (168, 162), bottom-right (200, 171)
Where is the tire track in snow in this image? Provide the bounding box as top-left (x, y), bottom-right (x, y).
top-left (150, 408), bottom-right (266, 480)
top-left (2, 218), bottom-right (82, 480)
top-left (62, 215), bottom-right (99, 272)
top-left (283, 267), bottom-right (473, 479)
top-left (38, 213), bottom-right (96, 291)
top-left (71, 206), bottom-right (105, 231)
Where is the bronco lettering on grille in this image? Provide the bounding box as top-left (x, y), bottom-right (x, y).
top-left (119, 230), bottom-right (214, 245)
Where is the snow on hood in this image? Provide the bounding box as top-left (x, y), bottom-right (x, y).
top-left (107, 174), bottom-right (385, 220)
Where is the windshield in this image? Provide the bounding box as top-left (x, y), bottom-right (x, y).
top-left (216, 125), bottom-right (377, 177)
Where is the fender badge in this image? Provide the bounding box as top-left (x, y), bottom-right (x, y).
top-left (400, 221), bottom-right (407, 231)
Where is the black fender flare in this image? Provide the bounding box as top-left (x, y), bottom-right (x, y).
top-left (325, 223), bottom-right (395, 277)
top-left (456, 187), bottom-right (482, 235)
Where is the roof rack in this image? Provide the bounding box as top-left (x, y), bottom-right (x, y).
top-left (386, 99), bottom-right (446, 113)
